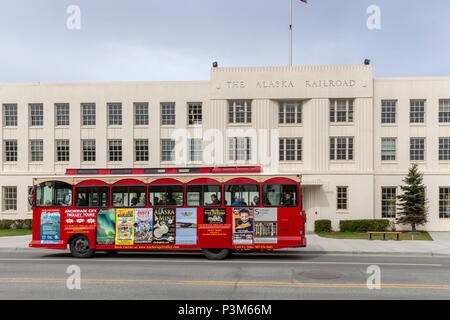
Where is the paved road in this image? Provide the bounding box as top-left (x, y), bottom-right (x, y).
top-left (1, 249), bottom-right (450, 299)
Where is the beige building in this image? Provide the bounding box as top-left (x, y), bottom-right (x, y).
top-left (1, 64), bottom-right (450, 231)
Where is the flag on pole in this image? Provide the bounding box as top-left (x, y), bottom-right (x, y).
top-left (300, 0), bottom-right (307, 3)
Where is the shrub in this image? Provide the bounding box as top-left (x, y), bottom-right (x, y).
top-left (0, 219), bottom-right (33, 230)
top-left (339, 219), bottom-right (390, 233)
top-left (315, 220), bottom-right (332, 233)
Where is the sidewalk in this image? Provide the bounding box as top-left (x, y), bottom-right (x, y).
top-left (1, 233), bottom-right (450, 256)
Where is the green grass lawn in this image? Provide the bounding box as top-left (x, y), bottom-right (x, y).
top-left (316, 231), bottom-right (433, 241)
top-left (0, 229), bottom-right (32, 237)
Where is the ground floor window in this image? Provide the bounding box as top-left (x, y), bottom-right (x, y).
top-left (381, 187), bottom-right (397, 218)
top-left (440, 187), bottom-right (450, 218)
top-left (2, 186), bottom-right (17, 212)
top-left (336, 186), bottom-right (348, 210)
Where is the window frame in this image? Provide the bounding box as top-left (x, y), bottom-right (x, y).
top-left (224, 184), bottom-right (260, 207)
top-left (55, 103), bottom-right (70, 127)
top-left (186, 184), bottom-right (223, 207)
top-left (111, 184), bottom-right (147, 208)
top-left (330, 99), bottom-right (354, 124)
top-left (262, 183), bottom-right (299, 208)
top-left (74, 185), bottom-right (110, 208)
top-left (148, 184), bottom-right (184, 207)
top-left (134, 102), bottom-right (149, 126)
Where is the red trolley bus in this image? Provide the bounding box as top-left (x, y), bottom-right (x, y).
top-left (29, 166), bottom-right (306, 259)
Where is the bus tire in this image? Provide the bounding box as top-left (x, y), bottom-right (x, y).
top-left (202, 248), bottom-right (230, 260)
top-left (70, 235), bottom-right (95, 258)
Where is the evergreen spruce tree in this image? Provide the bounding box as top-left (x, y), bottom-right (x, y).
top-left (396, 163), bottom-right (428, 232)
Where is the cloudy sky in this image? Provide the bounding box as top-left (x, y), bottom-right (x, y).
top-left (0, 0), bottom-right (449, 82)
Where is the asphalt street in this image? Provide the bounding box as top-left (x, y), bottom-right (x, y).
top-left (0, 249), bottom-right (450, 300)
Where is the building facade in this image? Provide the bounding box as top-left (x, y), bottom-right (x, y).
top-left (1, 65), bottom-right (450, 231)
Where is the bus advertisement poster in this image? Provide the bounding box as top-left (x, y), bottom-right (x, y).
top-left (175, 208), bottom-right (197, 245)
top-left (203, 208), bottom-right (227, 224)
top-left (254, 208), bottom-right (278, 244)
top-left (134, 208), bottom-right (153, 244)
top-left (40, 210), bottom-right (60, 244)
top-left (153, 208), bottom-right (175, 244)
top-left (115, 208), bottom-right (134, 245)
top-left (97, 209), bottom-right (116, 245)
top-left (232, 207), bottom-right (254, 245)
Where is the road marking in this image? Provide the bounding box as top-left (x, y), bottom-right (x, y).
top-left (0, 257), bottom-right (442, 267)
top-left (1, 277), bottom-right (450, 290)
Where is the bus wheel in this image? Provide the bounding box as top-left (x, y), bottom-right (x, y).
top-left (202, 248), bottom-right (230, 260)
top-left (70, 235), bottom-right (95, 258)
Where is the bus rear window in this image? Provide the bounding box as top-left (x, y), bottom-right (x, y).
top-left (35, 181), bottom-right (73, 207)
top-left (75, 186), bottom-right (109, 208)
top-left (112, 185), bottom-right (146, 207)
top-left (262, 184), bottom-right (298, 207)
top-left (224, 184), bottom-right (260, 207)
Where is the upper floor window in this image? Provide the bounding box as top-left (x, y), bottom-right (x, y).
top-left (279, 101), bottom-right (302, 124)
top-left (229, 100), bottom-right (251, 124)
top-left (410, 100), bottom-right (425, 123)
top-left (330, 99), bottom-right (353, 123)
top-left (330, 137), bottom-right (354, 161)
top-left (410, 137), bottom-right (425, 161)
top-left (108, 140), bottom-right (122, 162)
top-left (82, 103), bottom-right (96, 126)
top-left (55, 103), bottom-right (70, 126)
top-left (188, 103), bottom-right (202, 125)
top-left (161, 103), bottom-right (175, 126)
top-left (30, 140), bottom-right (44, 162)
top-left (381, 100), bottom-right (396, 124)
top-left (3, 104), bottom-right (17, 127)
top-left (228, 137), bottom-right (251, 161)
top-left (108, 103), bottom-right (122, 126)
top-left (82, 140), bottom-right (96, 162)
top-left (439, 138), bottom-right (450, 161)
top-left (189, 139), bottom-right (202, 162)
top-left (381, 138), bottom-right (396, 161)
top-left (439, 100), bottom-right (450, 123)
top-left (4, 140), bottom-right (17, 162)
top-left (135, 139), bottom-right (149, 162)
top-left (56, 140), bottom-right (70, 162)
top-left (30, 104), bottom-right (43, 126)
top-left (161, 139), bottom-right (175, 162)
top-left (134, 103), bottom-right (149, 126)
top-left (279, 138), bottom-right (302, 161)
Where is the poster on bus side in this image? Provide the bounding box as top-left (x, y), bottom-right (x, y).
top-left (175, 208), bottom-right (197, 245)
top-left (115, 208), bottom-right (134, 245)
top-left (40, 210), bottom-right (60, 244)
top-left (232, 207), bottom-right (254, 245)
top-left (97, 209), bottom-right (116, 245)
top-left (203, 208), bottom-right (227, 224)
top-left (254, 208), bottom-right (278, 244)
top-left (134, 208), bottom-right (153, 244)
top-left (152, 208), bottom-right (175, 245)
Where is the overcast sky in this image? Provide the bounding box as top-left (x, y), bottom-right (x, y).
top-left (0, 0), bottom-right (449, 82)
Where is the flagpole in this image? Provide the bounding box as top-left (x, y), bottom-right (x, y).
top-left (289, 0), bottom-right (293, 66)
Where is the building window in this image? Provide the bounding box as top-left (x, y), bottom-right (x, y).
top-left (161, 139), bottom-right (175, 162)
top-left (56, 140), bottom-right (70, 162)
top-left (82, 140), bottom-right (96, 162)
top-left (30, 104), bottom-right (43, 126)
top-left (381, 100), bottom-right (396, 124)
top-left (55, 103), bottom-right (70, 126)
top-left (410, 100), bottom-right (425, 123)
top-left (330, 137), bottom-right (354, 161)
top-left (336, 186), bottom-right (348, 210)
top-left (108, 103), bottom-right (122, 126)
top-left (439, 138), bottom-right (450, 161)
top-left (134, 103), bottom-right (149, 126)
top-left (161, 103), bottom-right (175, 126)
top-left (82, 103), bottom-right (96, 126)
top-left (108, 140), bottom-right (122, 162)
top-left (189, 139), bottom-right (202, 162)
top-left (439, 100), bottom-right (450, 123)
top-left (3, 104), bottom-right (17, 127)
top-left (381, 138), bottom-right (396, 161)
top-left (381, 187), bottom-right (397, 218)
top-left (30, 140), bottom-right (43, 162)
top-left (4, 140), bottom-right (17, 162)
top-left (330, 99), bottom-right (353, 123)
top-left (188, 103), bottom-right (202, 125)
top-left (135, 140), bottom-right (149, 162)
top-left (279, 138), bottom-right (302, 161)
top-left (228, 137), bottom-right (251, 161)
top-left (228, 100), bottom-right (251, 124)
top-left (439, 187), bottom-right (450, 218)
top-left (410, 138), bottom-right (425, 161)
top-left (2, 186), bottom-right (17, 212)
top-left (279, 101), bottom-right (302, 124)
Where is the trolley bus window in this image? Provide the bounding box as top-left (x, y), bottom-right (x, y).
top-left (35, 181), bottom-right (73, 207)
top-left (187, 185), bottom-right (222, 207)
top-left (224, 184), bottom-right (260, 207)
top-left (112, 186), bottom-right (146, 207)
top-left (262, 184), bottom-right (298, 207)
top-left (75, 186), bottom-right (109, 208)
top-left (149, 185), bottom-right (184, 207)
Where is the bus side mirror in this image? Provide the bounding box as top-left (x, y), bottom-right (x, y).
top-left (28, 188), bottom-right (34, 208)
